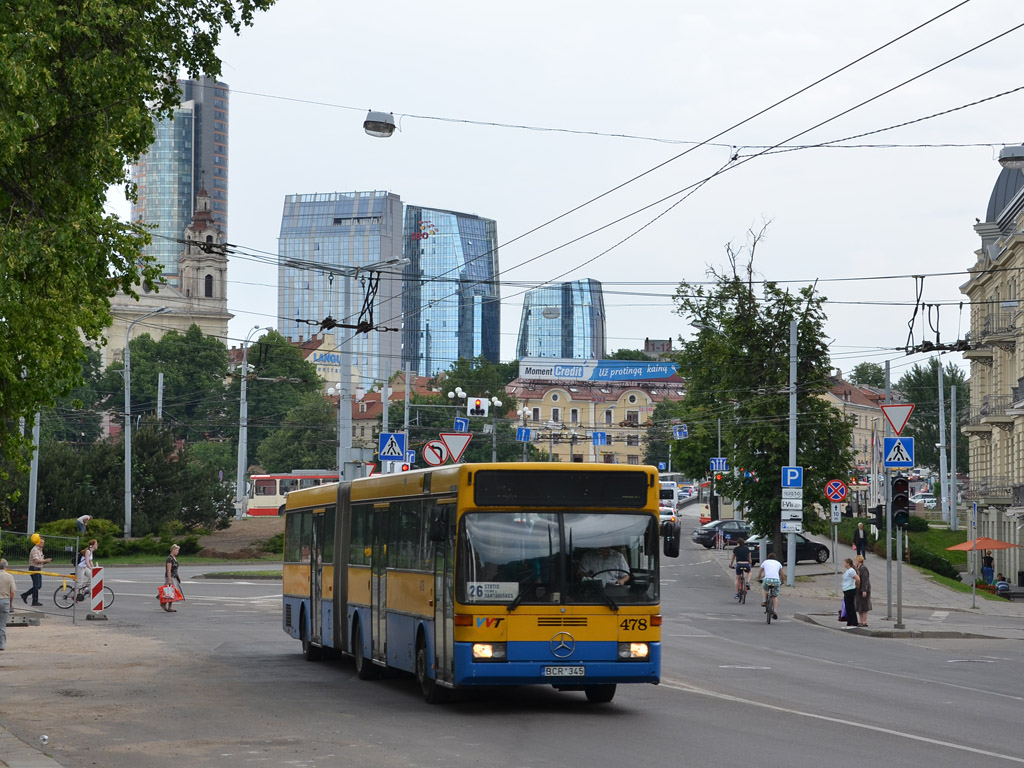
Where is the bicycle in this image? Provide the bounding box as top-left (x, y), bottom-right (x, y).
top-left (760, 578), bottom-right (780, 624)
top-left (53, 573), bottom-right (115, 610)
top-left (734, 565), bottom-right (751, 604)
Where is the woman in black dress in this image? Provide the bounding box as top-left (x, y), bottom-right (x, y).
top-left (161, 544), bottom-right (181, 613)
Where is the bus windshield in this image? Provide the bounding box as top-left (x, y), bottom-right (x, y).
top-left (457, 511), bottom-right (658, 607)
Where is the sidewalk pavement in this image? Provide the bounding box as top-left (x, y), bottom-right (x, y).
top-left (0, 727), bottom-right (62, 768)
top-left (704, 537), bottom-right (1024, 640)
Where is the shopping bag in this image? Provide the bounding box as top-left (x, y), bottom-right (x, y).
top-left (158, 584), bottom-right (183, 603)
top-left (838, 601), bottom-right (847, 621)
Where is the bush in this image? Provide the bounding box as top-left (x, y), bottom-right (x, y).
top-left (263, 532), bottom-right (284, 555)
top-left (908, 546), bottom-right (961, 581)
top-left (905, 515), bottom-right (929, 532)
top-left (35, 518), bottom-right (200, 557)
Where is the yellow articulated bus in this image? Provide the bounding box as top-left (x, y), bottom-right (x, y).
top-left (282, 462), bottom-right (680, 704)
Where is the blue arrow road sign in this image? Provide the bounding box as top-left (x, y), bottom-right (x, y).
top-left (710, 457), bottom-right (728, 472)
top-left (673, 424), bottom-right (689, 439)
top-left (378, 432), bottom-right (406, 460)
top-left (453, 417), bottom-right (469, 433)
top-left (781, 466), bottom-right (803, 487)
top-left (592, 431), bottom-right (607, 446)
top-left (516, 427), bottom-right (532, 442)
top-left (406, 450), bottom-right (415, 465)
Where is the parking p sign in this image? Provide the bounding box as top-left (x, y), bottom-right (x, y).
top-left (781, 466), bottom-right (803, 488)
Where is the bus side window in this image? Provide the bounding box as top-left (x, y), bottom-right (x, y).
top-left (255, 478), bottom-right (276, 496)
top-left (284, 512), bottom-right (304, 562)
top-left (350, 504), bottom-right (371, 565)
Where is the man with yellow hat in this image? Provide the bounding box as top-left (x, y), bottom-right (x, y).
top-left (21, 533), bottom-right (51, 606)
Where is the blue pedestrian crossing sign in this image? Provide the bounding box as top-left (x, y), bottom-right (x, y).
top-left (883, 436), bottom-right (914, 468)
top-left (378, 432), bottom-right (406, 461)
top-left (673, 424), bottom-right (689, 439)
top-left (592, 431), bottom-right (607, 446)
top-left (516, 427), bottom-right (532, 442)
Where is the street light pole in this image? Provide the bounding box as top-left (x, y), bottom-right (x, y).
top-left (517, 407), bottom-right (530, 461)
top-left (124, 306), bottom-right (170, 537)
top-left (235, 325), bottom-right (266, 518)
top-left (490, 396), bottom-right (502, 461)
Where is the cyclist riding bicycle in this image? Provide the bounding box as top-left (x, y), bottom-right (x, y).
top-left (757, 551), bottom-right (786, 620)
top-left (729, 537), bottom-right (752, 599)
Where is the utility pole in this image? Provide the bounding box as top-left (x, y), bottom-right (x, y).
top-left (235, 325), bottom-right (264, 519)
top-left (937, 356), bottom-right (951, 527)
top-left (785, 320), bottom-right (797, 589)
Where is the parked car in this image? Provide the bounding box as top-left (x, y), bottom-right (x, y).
top-left (909, 493), bottom-right (936, 509)
top-left (745, 533), bottom-right (830, 565)
top-left (691, 519), bottom-right (751, 548)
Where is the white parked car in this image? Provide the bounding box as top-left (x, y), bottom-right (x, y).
top-left (909, 493), bottom-right (936, 509)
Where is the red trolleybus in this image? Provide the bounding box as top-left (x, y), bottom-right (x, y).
top-left (281, 462), bottom-right (679, 703)
top-left (247, 471), bottom-right (339, 516)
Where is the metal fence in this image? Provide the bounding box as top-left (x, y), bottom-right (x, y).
top-left (1, 530), bottom-right (81, 619)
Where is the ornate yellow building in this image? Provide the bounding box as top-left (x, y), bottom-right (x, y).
top-left (961, 162), bottom-right (1024, 584)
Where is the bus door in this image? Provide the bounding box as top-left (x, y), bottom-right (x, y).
top-left (428, 501), bottom-right (455, 685)
top-left (309, 509), bottom-right (325, 645)
top-left (371, 502), bottom-right (390, 663)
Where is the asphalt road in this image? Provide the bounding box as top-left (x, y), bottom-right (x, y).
top-left (2, 535), bottom-right (1023, 768)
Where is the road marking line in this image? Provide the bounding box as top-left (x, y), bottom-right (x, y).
top-left (660, 678), bottom-right (1024, 763)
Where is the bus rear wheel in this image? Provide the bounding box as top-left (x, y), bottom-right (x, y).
top-left (584, 684), bottom-right (616, 703)
top-left (353, 621), bottom-right (378, 680)
top-left (416, 637), bottom-right (448, 704)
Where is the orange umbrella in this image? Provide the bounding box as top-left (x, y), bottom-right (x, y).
top-left (946, 536), bottom-right (1020, 552)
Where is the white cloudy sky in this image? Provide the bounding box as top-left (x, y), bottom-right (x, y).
top-left (118, 0), bottom-right (1024, 382)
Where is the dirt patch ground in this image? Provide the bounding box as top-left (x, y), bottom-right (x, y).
top-left (196, 516), bottom-right (283, 558)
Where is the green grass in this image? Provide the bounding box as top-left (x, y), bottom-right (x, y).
top-left (914, 568), bottom-right (1007, 601)
top-left (204, 570), bottom-right (282, 579)
top-left (907, 527), bottom-right (969, 566)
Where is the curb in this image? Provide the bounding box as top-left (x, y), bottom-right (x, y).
top-left (793, 612), bottom-right (995, 640)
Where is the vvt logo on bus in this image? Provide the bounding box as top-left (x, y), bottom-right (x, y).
top-left (476, 617), bottom-right (505, 628)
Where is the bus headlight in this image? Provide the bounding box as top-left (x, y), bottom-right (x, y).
top-left (472, 642), bottom-right (507, 660)
top-left (618, 642), bottom-right (649, 660)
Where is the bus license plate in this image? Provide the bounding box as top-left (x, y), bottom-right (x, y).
top-left (543, 666), bottom-right (585, 677)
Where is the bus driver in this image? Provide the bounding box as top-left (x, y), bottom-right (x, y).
top-left (579, 546), bottom-right (631, 586)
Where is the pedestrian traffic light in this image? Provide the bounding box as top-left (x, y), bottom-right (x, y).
top-left (400, 463), bottom-right (411, 472)
top-left (468, 397), bottom-right (489, 417)
top-left (891, 474), bottom-right (910, 528)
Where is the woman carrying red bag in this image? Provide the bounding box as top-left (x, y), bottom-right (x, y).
top-left (160, 544), bottom-right (182, 613)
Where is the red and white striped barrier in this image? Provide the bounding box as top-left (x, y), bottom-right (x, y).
top-left (90, 566), bottom-right (105, 613)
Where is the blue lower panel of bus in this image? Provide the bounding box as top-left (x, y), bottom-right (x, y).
top-left (453, 641), bottom-right (660, 686)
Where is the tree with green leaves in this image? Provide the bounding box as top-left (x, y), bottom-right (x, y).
top-left (256, 393), bottom-right (338, 473)
top-left (608, 349), bottom-right (654, 361)
top-left (850, 362), bottom-right (885, 389)
top-left (0, 0), bottom-right (277, 489)
top-left (896, 358), bottom-right (969, 471)
top-left (669, 231), bottom-right (853, 545)
top-left (97, 325), bottom-right (230, 441)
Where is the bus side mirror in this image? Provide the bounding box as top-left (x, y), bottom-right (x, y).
top-left (663, 522), bottom-right (681, 558)
top-left (429, 512), bottom-right (449, 542)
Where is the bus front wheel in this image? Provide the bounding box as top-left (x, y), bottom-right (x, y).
top-left (584, 684), bottom-right (616, 703)
top-left (416, 637), bottom-right (448, 704)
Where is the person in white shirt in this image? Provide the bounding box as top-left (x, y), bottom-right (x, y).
top-left (579, 546), bottom-right (631, 586)
top-left (757, 553), bottom-right (785, 619)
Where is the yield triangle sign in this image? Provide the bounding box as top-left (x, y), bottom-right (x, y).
top-left (440, 432), bottom-right (473, 463)
top-left (881, 404), bottom-right (915, 435)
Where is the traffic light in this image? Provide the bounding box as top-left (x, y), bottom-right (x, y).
top-left (891, 474), bottom-right (910, 528)
top-left (468, 397), bottom-right (489, 417)
top-left (400, 463), bottom-right (411, 472)
top-left (869, 505), bottom-right (885, 529)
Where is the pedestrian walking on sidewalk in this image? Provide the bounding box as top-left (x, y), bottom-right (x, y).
top-left (854, 555), bottom-right (872, 627)
top-left (853, 523), bottom-right (868, 558)
top-left (161, 544), bottom-right (181, 613)
top-left (841, 557), bottom-right (860, 628)
top-left (20, 534), bottom-right (51, 606)
top-left (0, 559), bottom-right (16, 651)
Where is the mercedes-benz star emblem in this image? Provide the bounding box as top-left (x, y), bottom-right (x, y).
top-left (550, 631), bottom-right (575, 658)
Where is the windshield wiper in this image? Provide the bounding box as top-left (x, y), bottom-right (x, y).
top-left (597, 589), bottom-right (619, 612)
top-left (506, 585), bottom-right (532, 613)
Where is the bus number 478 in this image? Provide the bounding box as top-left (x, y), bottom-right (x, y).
top-left (619, 618), bottom-right (648, 631)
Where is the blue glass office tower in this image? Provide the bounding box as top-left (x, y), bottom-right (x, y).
top-left (516, 279), bottom-right (606, 359)
top-left (278, 191), bottom-right (405, 386)
top-left (131, 76), bottom-right (229, 287)
top-left (401, 206), bottom-right (500, 377)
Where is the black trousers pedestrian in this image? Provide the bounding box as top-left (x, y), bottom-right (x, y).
top-left (843, 588), bottom-right (858, 626)
top-left (22, 567), bottom-right (41, 603)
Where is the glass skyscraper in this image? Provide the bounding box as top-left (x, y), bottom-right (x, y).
top-left (130, 76), bottom-right (228, 287)
top-left (278, 191), bottom-right (405, 387)
top-left (401, 206), bottom-right (500, 377)
top-left (516, 279), bottom-right (606, 359)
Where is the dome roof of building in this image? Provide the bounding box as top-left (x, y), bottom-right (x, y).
top-left (986, 166), bottom-right (1024, 222)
